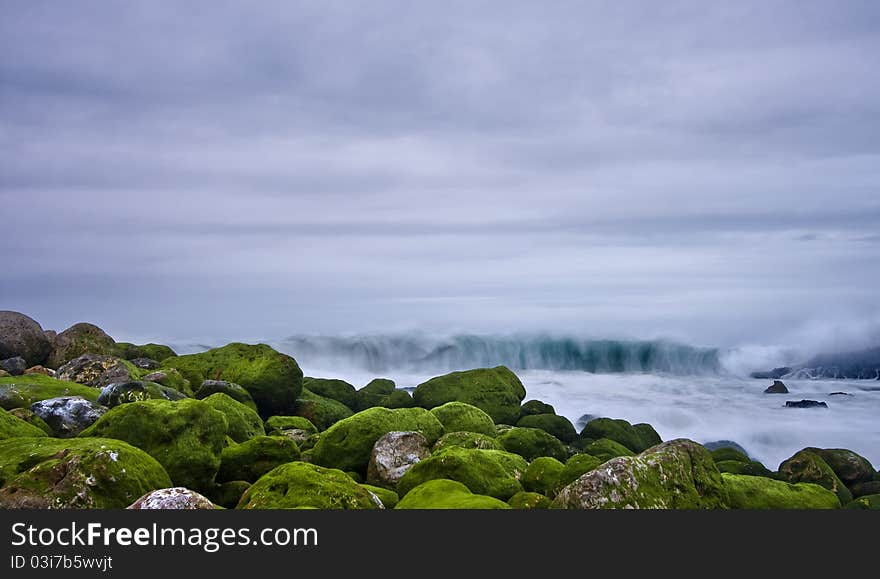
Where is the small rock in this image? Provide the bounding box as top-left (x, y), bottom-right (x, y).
top-left (785, 400), bottom-right (828, 409)
top-left (24, 365), bottom-right (56, 377)
top-left (1, 357), bottom-right (27, 376)
top-left (278, 428), bottom-right (313, 445)
top-left (127, 488), bottom-right (217, 510)
top-left (764, 380), bottom-right (789, 394)
top-left (366, 431), bottom-right (431, 487)
top-left (30, 396), bottom-right (108, 437)
top-left (129, 358), bottom-right (160, 370)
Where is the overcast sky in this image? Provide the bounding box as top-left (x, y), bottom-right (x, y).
top-left (1, 1), bottom-right (879, 352)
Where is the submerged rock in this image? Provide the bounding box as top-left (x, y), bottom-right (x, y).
top-left (764, 380), bottom-right (789, 394)
top-left (366, 431), bottom-right (431, 488)
top-left (128, 487), bottom-right (217, 510)
top-left (0, 311), bottom-right (52, 367)
top-left (785, 400), bottom-right (828, 409)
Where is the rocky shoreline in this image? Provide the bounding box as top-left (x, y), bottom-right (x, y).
top-left (1, 310), bottom-right (878, 510)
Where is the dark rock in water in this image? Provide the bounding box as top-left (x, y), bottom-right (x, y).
top-left (828, 392), bottom-right (853, 396)
top-left (56, 354), bottom-right (137, 388)
top-left (764, 380), bottom-right (789, 394)
top-left (750, 367), bottom-right (793, 380)
top-left (47, 323), bottom-right (117, 368)
top-left (30, 396), bottom-right (108, 437)
top-left (703, 440), bottom-right (750, 456)
top-left (1, 357), bottom-right (27, 376)
top-left (129, 357), bottom-right (160, 370)
top-left (0, 311), bottom-right (52, 367)
top-left (785, 400), bottom-right (828, 409)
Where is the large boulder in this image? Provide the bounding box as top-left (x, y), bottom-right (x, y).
top-left (194, 380), bottom-right (257, 412)
top-left (302, 377), bottom-right (358, 409)
top-left (293, 388), bottom-right (354, 431)
top-left (395, 479), bottom-right (510, 509)
top-left (396, 447), bottom-right (527, 500)
top-left (412, 366), bottom-right (526, 425)
top-left (97, 381), bottom-right (186, 408)
top-left (582, 438), bottom-right (635, 462)
top-left (265, 416), bottom-right (318, 436)
top-left (47, 323), bottom-right (117, 368)
top-left (850, 481), bottom-right (880, 499)
top-left (516, 414), bottom-right (578, 443)
top-left (1, 357), bottom-right (27, 376)
top-left (519, 399), bottom-right (556, 418)
top-left (778, 450), bottom-right (852, 505)
top-left (79, 399), bottom-right (228, 492)
top-left (0, 374), bottom-right (101, 409)
top-left (217, 436), bottom-right (301, 483)
top-left (579, 418), bottom-right (662, 453)
top-left (353, 378), bottom-right (395, 411)
top-left (0, 437), bottom-right (172, 508)
top-left (429, 402), bottom-right (496, 436)
top-left (553, 439), bottom-right (728, 509)
top-left (56, 354), bottom-right (139, 388)
top-left (802, 448), bottom-right (875, 486)
top-left (366, 431), bottom-right (431, 488)
top-left (114, 343), bottom-right (177, 363)
top-left (311, 407), bottom-right (444, 473)
top-left (556, 454), bottom-right (603, 492)
top-left (200, 392), bottom-right (265, 443)
top-left (128, 487), bottom-right (216, 510)
top-left (142, 369), bottom-right (191, 396)
top-left (0, 311), bottom-right (52, 366)
top-left (164, 343), bottom-right (303, 418)
top-left (0, 408), bottom-right (49, 439)
top-left (432, 431), bottom-right (502, 452)
top-left (237, 462), bottom-right (380, 509)
top-left (764, 380), bottom-right (789, 394)
top-left (497, 426), bottom-right (568, 462)
top-left (522, 456), bottom-right (565, 496)
top-left (723, 473), bottom-right (839, 509)
top-left (30, 396), bottom-right (107, 438)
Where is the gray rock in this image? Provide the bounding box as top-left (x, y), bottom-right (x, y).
top-left (30, 396), bottom-right (107, 437)
top-left (366, 431), bottom-right (431, 487)
top-left (1, 357), bottom-right (27, 376)
top-left (785, 400), bottom-right (828, 408)
top-left (97, 381), bottom-right (187, 407)
top-left (0, 311), bottom-right (51, 366)
top-left (764, 380), bottom-right (788, 394)
top-left (56, 354), bottom-right (137, 388)
top-left (127, 487), bottom-right (216, 510)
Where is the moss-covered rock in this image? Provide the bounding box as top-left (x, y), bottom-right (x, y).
top-left (311, 407), bottom-right (443, 473)
top-left (519, 399), bottom-right (556, 418)
top-left (217, 436), bottom-right (300, 483)
top-left (516, 413), bottom-right (577, 443)
top-left (142, 369), bottom-right (192, 396)
top-left (56, 354), bottom-right (141, 388)
top-left (47, 323), bottom-right (117, 368)
top-left (164, 343), bottom-right (303, 418)
top-left (778, 450), bottom-right (852, 506)
top-left (361, 484), bottom-right (399, 508)
top-left (353, 379), bottom-right (399, 411)
top-left (429, 402), bottom-right (496, 436)
top-left (397, 447), bottom-right (527, 500)
top-left (432, 431), bottom-right (503, 452)
top-left (711, 447), bottom-right (751, 464)
top-left (723, 473), bottom-right (840, 509)
top-left (508, 491), bottom-right (552, 509)
top-left (0, 408), bottom-right (49, 439)
top-left (802, 447), bottom-right (875, 486)
top-left (114, 343), bottom-right (177, 363)
top-left (97, 381), bottom-right (187, 408)
top-left (194, 380), bottom-right (257, 412)
top-left (413, 366), bottom-right (526, 425)
top-left (127, 487), bottom-right (217, 510)
top-left (237, 462), bottom-right (380, 509)
top-left (209, 480), bottom-right (251, 509)
top-left (395, 479), bottom-right (511, 509)
top-left (293, 388), bottom-right (354, 431)
top-left (583, 438), bottom-right (635, 462)
top-left (522, 457), bottom-right (565, 496)
top-left (497, 427), bottom-right (567, 462)
top-left (201, 393), bottom-right (265, 443)
top-left (553, 439), bottom-right (728, 509)
top-left (557, 454), bottom-right (603, 492)
top-left (850, 480), bottom-right (880, 499)
top-left (0, 375), bottom-right (101, 410)
top-left (844, 494), bottom-right (880, 510)
top-left (265, 415), bottom-right (318, 436)
top-left (302, 377), bottom-right (358, 409)
top-left (579, 418), bottom-right (661, 453)
top-left (0, 437), bottom-right (172, 508)
top-left (715, 460), bottom-right (773, 477)
top-left (79, 398), bottom-right (228, 492)
top-left (7, 408), bottom-right (52, 435)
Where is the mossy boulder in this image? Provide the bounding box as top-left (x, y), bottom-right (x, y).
top-left (844, 494), bottom-right (880, 510)
top-left (47, 323), bottom-right (117, 368)
top-left (0, 437), bottom-right (172, 508)
top-left (7, 408), bottom-right (52, 435)
top-left (583, 438), bottom-right (636, 462)
top-left (397, 447), bottom-right (527, 500)
top-left (56, 354), bottom-right (141, 388)
top-left (432, 431), bottom-right (503, 452)
top-left (362, 378), bottom-right (396, 395)
top-left (209, 480), bottom-right (251, 509)
top-left (519, 399), bottom-right (556, 418)
top-left (723, 474), bottom-right (840, 509)
top-left (0, 375), bottom-right (101, 409)
top-left (553, 439), bottom-right (728, 509)
top-left (217, 436), bottom-right (301, 483)
top-left (201, 393), bottom-right (265, 443)
top-left (778, 450), bottom-right (852, 506)
top-left (360, 484), bottom-right (399, 508)
top-left (395, 479), bottom-right (511, 509)
top-left (802, 447), bottom-right (875, 486)
top-left (430, 402), bottom-right (496, 436)
top-left (293, 388), bottom-right (354, 431)
top-left (114, 343), bottom-right (177, 363)
top-left (302, 377), bottom-right (358, 409)
top-left (497, 427), bottom-right (567, 462)
top-left (237, 462), bottom-right (380, 509)
top-left (516, 413), bottom-right (578, 443)
top-left (509, 491), bottom-right (552, 509)
top-left (353, 379), bottom-right (403, 411)
top-left (0, 408), bottom-right (49, 439)
top-left (711, 447), bottom-right (751, 464)
top-left (265, 415), bottom-right (318, 436)
top-left (557, 454), bottom-right (603, 492)
top-left (522, 457), bottom-right (565, 496)
top-left (79, 398), bottom-right (228, 492)
top-left (97, 381), bottom-right (187, 408)
top-left (715, 460), bottom-right (773, 477)
top-left (413, 366), bottom-right (526, 425)
top-left (194, 380), bottom-right (257, 412)
top-left (850, 481), bottom-right (880, 498)
top-left (164, 343), bottom-right (303, 418)
top-left (580, 418), bottom-right (661, 453)
top-left (311, 407), bottom-right (444, 473)
top-left (143, 369), bottom-right (192, 396)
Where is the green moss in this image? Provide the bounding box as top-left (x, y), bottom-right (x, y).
top-left (412, 366), bottom-right (526, 424)
top-left (79, 398), bottom-right (228, 492)
top-left (522, 456), bottom-right (565, 496)
top-left (715, 460), bottom-right (773, 477)
top-left (430, 402), bottom-right (496, 436)
top-left (362, 379), bottom-right (396, 395)
top-left (0, 408), bottom-right (49, 439)
top-left (395, 479), bottom-right (511, 509)
top-left (237, 462), bottom-right (380, 509)
top-left (723, 473), bottom-right (840, 509)
top-left (360, 484), bottom-right (399, 508)
top-left (397, 447), bottom-right (527, 500)
top-left (778, 450), bottom-right (852, 506)
top-left (7, 408), bottom-right (52, 435)
top-left (217, 436), bottom-right (300, 483)
top-left (97, 381), bottom-right (187, 408)
top-left (497, 427), bottom-right (567, 462)
top-left (194, 381), bottom-right (257, 412)
top-left (353, 379), bottom-right (396, 411)
top-left (209, 480), bottom-right (251, 509)
top-left (115, 343), bottom-right (177, 362)
top-left (144, 369), bottom-right (192, 396)
top-left (711, 447), bottom-right (751, 464)
top-left (583, 438), bottom-right (635, 462)
top-left (433, 431), bottom-right (502, 452)
top-left (516, 414), bottom-right (578, 443)
top-left (201, 392), bottom-right (265, 443)
top-left (265, 415), bottom-right (318, 435)
top-left (508, 491), bottom-right (552, 509)
top-left (844, 494), bottom-right (880, 510)
top-left (519, 399), bottom-right (556, 418)
top-left (311, 407), bottom-right (444, 474)
top-left (164, 343), bottom-right (303, 418)
top-left (580, 418), bottom-right (661, 453)
top-left (293, 388), bottom-right (354, 431)
top-left (0, 375), bottom-right (101, 409)
top-left (802, 447), bottom-right (875, 486)
top-left (380, 390), bottom-right (415, 409)
top-left (557, 454), bottom-right (603, 492)
top-left (47, 323), bottom-right (117, 368)
top-left (0, 437), bottom-right (172, 508)
top-left (302, 377), bottom-right (358, 408)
